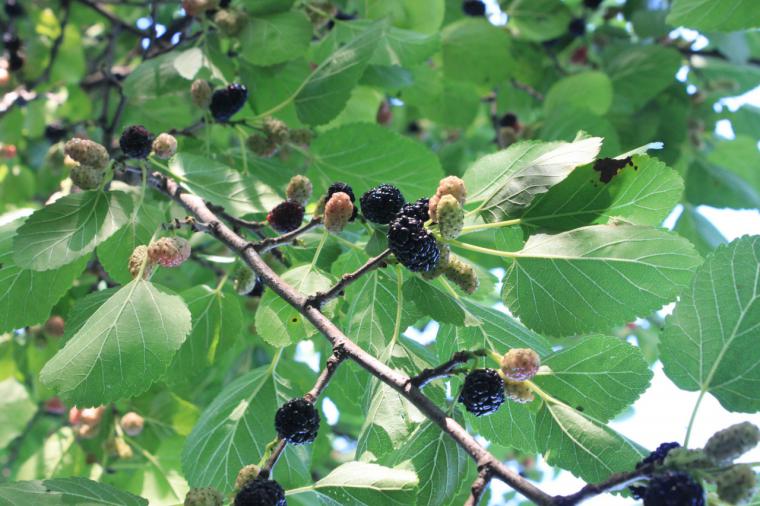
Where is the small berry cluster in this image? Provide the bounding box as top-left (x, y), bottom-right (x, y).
top-left (128, 237), bottom-right (192, 279)
top-left (64, 137), bottom-right (111, 190)
top-left (629, 422), bottom-right (760, 506)
top-left (119, 125), bottom-right (177, 160)
top-left (190, 79), bottom-right (249, 122)
top-left (267, 175), bottom-right (314, 233)
top-left (458, 348), bottom-right (541, 416)
top-left (246, 117), bottom-right (312, 158)
top-left (68, 405), bottom-right (106, 440)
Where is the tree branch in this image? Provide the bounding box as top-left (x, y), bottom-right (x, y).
top-left (552, 464), bottom-right (652, 505)
top-left (410, 350), bottom-right (487, 388)
top-left (76, 0), bottom-right (151, 37)
top-left (140, 171), bottom-right (554, 505)
top-left (465, 466), bottom-right (493, 506)
top-left (254, 217), bottom-right (323, 253)
top-left (305, 249), bottom-right (392, 308)
top-left (262, 347), bottom-right (347, 475)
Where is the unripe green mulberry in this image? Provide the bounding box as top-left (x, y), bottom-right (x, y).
top-left (64, 138), bottom-right (110, 171)
top-left (286, 175), bottom-right (313, 206)
top-left (70, 165), bottom-right (104, 190)
top-left (436, 194), bottom-right (464, 239)
top-left (235, 464), bottom-right (261, 490)
top-left (504, 380), bottom-right (534, 404)
top-left (290, 128), bottom-right (313, 145)
top-left (191, 79), bottom-right (213, 108)
top-left (184, 487), bottom-right (224, 506)
top-left (704, 422), bottom-right (760, 465)
top-left (152, 133), bottom-right (177, 159)
top-left (233, 265), bottom-right (258, 295)
top-left (263, 117), bottom-right (290, 145)
top-left (214, 8), bottom-right (248, 36)
top-left (422, 242), bottom-right (451, 280)
top-left (444, 255), bottom-right (479, 294)
top-left (246, 134), bottom-right (277, 157)
top-left (716, 464), bottom-right (756, 505)
top-left (663, 448), bottom-right (712, 471)
top-left (128, 245), bottom-right (156, 279)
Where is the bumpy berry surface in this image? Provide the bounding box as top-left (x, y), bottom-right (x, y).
top-left (504, 380), bottom-right (534, 404)
top-left (500, 348), bottom-right (541, 382)
top-left (191, 79), bottom-right (213, 108)
top-left (247, 134), bottom-right (277, 157)
top-left (234, 478), bottom-right (286, 506)
top-left (184, 487), bottom-right (224, 506)
top-left (120, 412), bottom-right (144, 437)
top-left (214, 8), bottom-right (248, 36)
top-left (716, 464), bottom-right (756, 505)
top-left (642, 472), bottom-right (704, 506)
top-left (267, 200), bottom-right (305, 233)
top-left (462, 0), bottom-right (486, 16)
top-left (444, 256), bottom-right (479, 294)
top-left (64, 138), bottom-right (110, 170)
top-left (568, 18), bottom-right (586, 36)
top-left (120, 125), bottom-right (154, 159)
top-left (152, 133), bottom-right (177, 159)
top-left (128, 245), bottom-right (155, 279)
top-left (459, 369), bottom-right (505, 416)
top-left (326, 182), bottom-right (357, 220)
top-left (421, 242), bottom-right (450, 280)
top-left (388, 214), bottom-right (440, 272)
top-left (704, 421), bottom-right (760, 465)
top-left (235, 464), bottom-right (261, 490)
top-left (398, 198), bottom-right (430, 222)
top-left (286, 175), bottom-right (312, 206)
top-left (360, 184), bottom-right (406, 224)
top-left (323, 191), bottom-right (354, 233)
top-left (436, 194), bottom-right (464, 239)
top-left (70, 165), bottom-right (104, 190)
top-left (637, 442), bottom-right (680, 469)
top-left (148, 237), bottom-right (191, 268)
top-left (3, 33), bottom-right (20, 51)
top-left (499, 113), bottom-right (518, 128)
top-left (210, 83), bottom-right (248, 122)
top-left (275, 398), bottom-right (320, 445)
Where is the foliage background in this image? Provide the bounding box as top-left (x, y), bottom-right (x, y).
top-left (0, 0), bottom-right (759, 504)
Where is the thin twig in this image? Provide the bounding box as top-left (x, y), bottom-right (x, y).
top-left (129, 170), bottom-right (554, 506)
top-left (305, 249), bottom-right (392, 308)
top-left (465, 466), bottom-right (493, 506)
top-left (77, 0), bottom-right (151, 37)
top-left (254, 217), bottom-right (323, 253)
top-left (410, 350), bottom-right (487, 388)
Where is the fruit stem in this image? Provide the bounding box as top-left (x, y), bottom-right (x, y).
top-left (236, 126), bottom-right (248, 173)
top-left (489, 351), bottom-right (503, 366)
top-left (449, 240), bottom-right (518, 258)
top-left (684, 389), bottom-right (706, 447)
top-left (460, 219), bottom-right (522, 234)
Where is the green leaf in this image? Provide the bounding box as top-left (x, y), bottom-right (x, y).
top-left (522, 155), bottom-right (684, 230)
top-left (464, 137), bottom-right (603, 223)
top-left (97, 200), bottom-right (163, 284)
top-left (287, 462), bottom-right (418, 505)
top-left (359, 0), bottom-right (444, 34)
top-left (60, 288), bottom-right (118, 341)
top-left (16, 428), bottom-right (86, 479)
top-left (605, 46), bottom-right (681, 111)
top-left (0, 378), bottom-right (36, 449)
top-left (167, 285), bottom-right (243, 384)
top-left (534, 335), bottom-right (653, 421)
top-left (390, 420), bottom-right (469, 506)
top-left (295, 22), bottom-right (384, 125)
top-left (401, 65), bottom-right (480, 128)
top-left (13, 191), bottom-right (133, 271)
top-left (438, 299), bottom-right (552, 355)
top-left (507, 0), bottom-right (573, 41)
top-left (0, 478), bottom-right (147, 505)
top-left (255, 264), bottom-right (335, 347)
top-left (536, 403), bottom-right (644, 483)
top-left (182, 363), bottom-right (310, 492)
top-left (544, 72), bottom-right (613, 116)
top-left (667, 0), bottom-right (760, 32)
top-left (40, 279), bottom-right (192, 405)
top-left (240, 0), bottom-right (294, 16)
top-left (503, 225), bottom-right (702, 336)
top-left (0, 217), bottom-right (88, 333)
top-left (404, 277), bottom-right (474, 327)
top-left (336, 21), bottom-right (440, 67)
top-left (442, 19), bottom-right (513, 85)
top-left (471, 401), bottom-right (537, 453)
top-left (660, 237), bottom-right (760, 412)
top-left (168, 153), bottom-right (279, 216)
top-left (240, 12), bottom-right (312, 66)
top-left (309, 123), bottom-right (443, 198)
